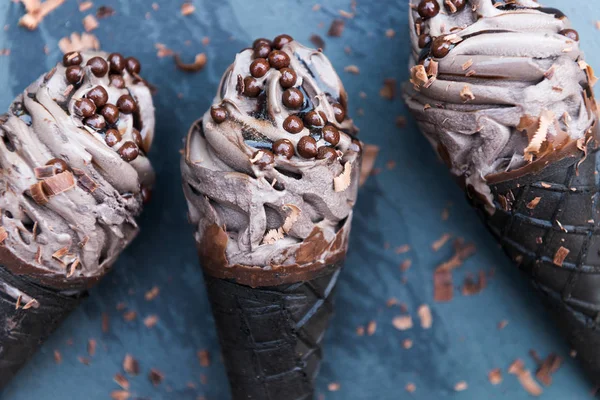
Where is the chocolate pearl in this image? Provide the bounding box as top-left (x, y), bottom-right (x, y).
top-left (272, 139), bottom-right (295, 159)
top-left (210, 106), bottom-right (228, 123)
top-left (559, 29), bottom-right (579, 42)
top-left (349, 138), bottom-right (362, 153)
top-left (63, 51), bottom-right (82, 67)
top-left (104, 128), bottom-right (121, 147)
top-left (444, 0), bottom-right (466, 12)
top-left (273, 34), bottom-right (293, 50)
top-left (46, 158), bottom-right (69, 174)
top-left (141, 185), bottom-right (152, 204)
top-left (243, 76), bottom-right (262, 97)
top-left (84, 114), bottom-right (106, 130)
top-left (87, 85), bottom-right (109, 107)
top-left (253, 38), bottom-right (272, 48)
top-left (108, 53), bottom-right (126, 73)
top-left (87, 56), bottom-right (109, 77)
top-left (417, 0), bottom-right (440, 19)
top-left (126, 57), bottom-right (141, 74)
top-left (250, 58), bottom-right (270, 78)
top-left (316, 146), bottom-right (337, 162)
top-left (279, 68), bottom-right (297, 88)
top-left (322, 125), bottom-right (340, 145)
top-left (282, 88), bottom-right (304, 109)
top-left (304, 110), bottom-right (326, 127)
top-left (254, 43), bottom-right (272, 59)
top-left (66, 66), bottom-right (84, 84)
top-left (74, 98), bottom-right (96, 118)
top-left (332, 103), bottom-right (345, 123)
top-left (117, 95), bottom-right (137, 114)
top-left (431, 36), bottom-right (452, 58)
top-left (418, 34), bottom-right (432, 48)
top-left (109, 74), bottom-right (125, 89)
top-left (101, 104), bottom-right (120, 124)
top-left (268, 50), bottom-right (290, 70)
top-left (283, 115), bottom-right (304, 134)
top-left (253, 150), bottom-right (274, 169)
top-left (118, 141), bottom-right (139, 162)
top-left (297, 136), bottom-right (318, 159)
top-left (132, 128), bottom-right (144, 149)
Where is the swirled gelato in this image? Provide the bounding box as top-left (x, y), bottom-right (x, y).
top-left (182, 35), bottom-right (362, 287)
top-left (0, 50), bottom-right (155, 289)
top-left (403, 0), bottom-right (598, 210)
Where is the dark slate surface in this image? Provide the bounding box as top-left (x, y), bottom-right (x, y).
top-left (0, 0), bottom-right (598, 399)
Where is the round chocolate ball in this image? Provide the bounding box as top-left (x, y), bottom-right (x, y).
top-left (109, 74), bottom-right (125, 89)
top-left (210, 106), bottom-right (228, 123)
top-left (268, 50), bottom-right (290, 70)
top-left (297, 136), bottom-right (318, 159)
top-left (316, 146), bottom-right (338, 162)
top-left (105, 128), bottom-right (121, 147)
top-left (243, 76), bottom-right (262, 97)
top-left (418, 34), bottom-right (432, 48)
top-left (349, 138), bottom-right (362, 153)
top-left (253, 150), bottom-right (274, 169)
top-left (141, 185), bottom-right (152, 204)
top-left (253, 38), bottom-right (272, 48)
top-left (279, 68), bottom-right (297, 89)
top-left (87, 85), bottom-right (109, 107)
top-left (66, 66), bottom-right (84, 84)
top-left (125, 57), bottom-right (141, 75)
top-left (304, 110), bottom-right (327, 127)
top-left (46, 158), bottom-right (69, 174)
top-left (417, 0), bottom-right (440, 19)
top-left (282, 88), bottom-right (304, 109)
top-left (250, 58), bottom-right (270, 78)
top-left (322, 125), bottom-right (340, 145)
top-left (100, 104), bottom-right (120, 124)
top-left (84, 114), bottom-right (106, 130)
top-left (283, 115), bottom-right (304, 134)
top-left (74, 98), bottom-right (96, 118)
top-left (273, 34), bottom-right (293, 50)
top-left (108, 53), bottom-right (126, 73)
top-left (254, 43), bottom-right (272, 59)
top-left (431, 36), bottom-right (452, 58)
top-left (132, 128), bottom-right (144, 149)
top-left (117, 95), bottom-right (137, 114)
top-left (118, 141), bottom-right (139, 162)
top-left (273, 139), bottom-right (295, 159)
top-left (63, 52), bottom-right (82, 67)
top-left (87, 56), bottom-right (109, 77)
top-left (332, 103), bottom-right (346, 123)
top-left (559, 29), bottom-right (579, 42)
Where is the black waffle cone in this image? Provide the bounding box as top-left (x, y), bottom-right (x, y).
top-left (472, 141), bottom-right (600, 382)
top-left (204, 264), bottom-right (342, 400)
top-left (0, 265), bottom-right (85, 388)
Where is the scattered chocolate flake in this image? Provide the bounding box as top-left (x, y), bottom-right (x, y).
top-left (392, 315), bottom-right (413, 331)
top-left (553, 246), bottom-right (570, 267)
top-left (34, 165), bottom-right (56, 179)
top-left (181, 2), bottom-right (195, 15)
top-left (432, 233), bottom-right (452, 252)
top-left (54, 350), bottom-right (62, 364)
top-left (77, 172), bottom-right (98, 193)
top-left (334, 161), bottom-right (353, 192)
top-left (596, 21), bottom-right (600, 30)
top-left (344, 65), bottom-right (360, 75)
top-left (123, 310), bottom-right (137, 321)
top-left (123, 354), bottom-right (140, 376)
top-left (356, 325), bottom-right (365, 336)
top-left (403, 339), bottom-right (413, 349)
top-left (87, 338), bottom-right (96, 356)
top-left (145, 286), bottom-right (160, 301)
top-left (339, 9), bottom-right (354, 18)
top-left (396, 116), bottom-right (407, 128)
top-left (527, 197), bottom-right (542, 210)
top-left (379, 78), bottom-right (397, 100)
top-left (465, 70), bottom-right (477, 77)
top-left (78, 356), bottom-right (91, 365)
top-left (96, 6), bottom-right (115, 18)
top-left (144, 314), bottom-right (159, 328)
top-left (385, 29), bottom-right (395, 38)
top-left (359, 144), bottom-right (379, 187)
top-left (462, 270), bottom-right (487, 296)
top-left (400, 259), bottom-right (412, 271)
top-left (174, 53), bottom-right (207, 73)
top-left (52, 246), bottom-right (69, 261)
top-left (509, 359), bottom-right (543, 396)
top-left (460, 85), bottom-right (475, 102)
top-left (110, 390), bottom-right (130, 400)
top-left (436, 239), bottom-right (476, 272)
top-left (312, 4), bottom-right (321, 11)
top-left (395, 244), bottom-right (411, 254)
top-left (405, 383), bottom-right (416, 393)
top-left (79, 1), bottom-right (93, 12)
top-left (535, 353), bottom-right (562, 386)
top-left (102, 312), bottom-right (110, 333)
top-left (15, 295), bottom-right (21, 310)
top-left (327, 382), bottom-right (340, 392)
top-left (327, 19), bottom-right (345, 37)
top-left (367, 320), bottom-right (377, 336)
top-left (30, 181), bottom-right (49, 205)
top-left (19, 0), bottom-right (65, 30)
top-left (488, 368), bottom-right (502, 385)
top-left (197, 349), bottom-right (211, 367)
top-left (417, 304), bottom-right (432, 329)
top-left (42, 171), bottom-right (76, 196)
top-left (0, 227), bottom-right (7, 244)
top-left (149, 368), bottom-right (164, 386)
top-left (114, 373), bottom-right (129, 390)
top-left (263, 228), bottom-right (284, 245)
top-left (116, 302), bottom-right (127, 311)
top-left (434, 269), bottom-right (453, 302)
top-left (82, 14), bottom-right (98, 32)
top-left (498, 320), bottom-right (509, 329)
top-left (155, 43), bottom-right (174, 58)
top-left (386, 297), bottom-right (398, 307)
top-left (454, 381), bottom-right (468, 391)
top-left (461, 59), bottom-right (473, 71)
top-left (310, 34), bottom-right (325, 49)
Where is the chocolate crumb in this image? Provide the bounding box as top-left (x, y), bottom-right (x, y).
top-left (181, 3), bottom-right (195, 15)
top-left (553, 246), bottom-right (569, 266)
top-left (344, 65), bottom-right (360, 75)
top-left (454, 381), bottom-right (468, 391)
top-left (488, 368), bottom-right (502, 385)
top-left (144, 314), bottom-right (159, 328)
top-left (149, 368), bottom-right (164, 386)
top-left (367, 320), bottom-right (377, 336)
top-left (379, 78), bottom-right (397, 100)
top-left (197, 349), bottom-right (211, 367)
top-left (509, 359), bottom-right (543, 396)
top-left (123, 310), bottom-right (137, 321)
top-left (432, 233), bottom-right (452, 251)
top-left (535, 353), bottom-right (562, 386)
top-left (145, 285), bottom-right (160, 301)
top-left (102, 312), bottom-right (110, 333)
top-left (395, 244), bottom-right (411, 254)
top-left (498, 320), bottom-right (509, 329)
top-left (434, 269), bottom-right (453, 302)
top-left (527, 197), bottom-right (542, 210)
top-left (78, 1), bottom-right (93, 12)
top-left (174, 53), bottom-right (207, 73)
top-left (123, 354), bottom-right (140, 376)
top-left (83, 15), bottom-right (98, 32)
top-left (385, 29), bottom-right (395, 38)
top-left (54, 350), bottom-right (62, 364)
top-left (403, 339), bottom-right (413, 349)
top-left (78, 356), bottom-right (91, 365)
top-left (417, 304), bottom-right (432, 329)
top-left (96, 6), bottom-right (115, 18)
top-left (461, 270), bottom-right (487, 296)
top-left (327, 19), bottom-right (345, 37)
top-left (114, 373), bottom-right (129, 390)
top-left (87, 338), bottom-right (96, 356)
top-left (327, 382), bottom-right (340, 392)
top-left (436, 239), bottom-right (476, 272)
top-left (310, 34), bottom-right (326, 49)
top-left (392, 315), bottom-right (413, 331)
top-left (356, 326), bottom-right (365, 336)
top-left (110, 391), bottom-right (130, 400)
top-left (406, 383), bottom-right (416, 393)
top-left (400, 259), bottom-right (412, 271)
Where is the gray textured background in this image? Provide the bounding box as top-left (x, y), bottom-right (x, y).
top-left (0, 0), bottom-right (599, 399)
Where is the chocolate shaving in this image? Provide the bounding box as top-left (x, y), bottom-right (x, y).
top-left (310, 34), bottom-right (326, 49)
top-left (34, 165), bottom-right (56, 179)
top-left (78, 1), bottom-right (93, 12)
top-left (87, 338), bottom-right (96, 356)
top-left (22, 298), bottom-right (39, 310)
top-left (282, 204), bottom-right (301, 233)
top-left (553, 246), bottom-right (569, 266)
top-left (344, 65), bottom-right (360, 74)
top-left (114, 373), bottom-right (129, 390)
top-left (527, 197), bottom-right (542, 210)
top-left (380, 78), bottom-right (397, 100)
top-left (488, 369), bottom-right (502, 385)
top-left (436, 239), bottom-right (476, 272)
top-left (535, 353), bottom-right (562, 386)
top-left (15, 295), bottom-right (21, 310)
top-left (509, 359), bottom-right (543, 396)
top-left (334, 161), bottom-right (353, 192)
top-left (400, 259), bottom-right (412, 271)
top-left (461, 270), bottom-right (487, 296)
top-left (432, 233), bottom-right (451, 251)
top-left (42, 171), bottom-right (76, 196)
top-left (197, 350), bottom-right (211, 367)
top-left (367, 320), bottom-right (377, 336)
top-left (123, 354), bottom-right (140, 376)
top-left (52, 246), bottom-right (69, 261)
top-left (327, 19), bottom-right (345, 37)
top-left (58, 32), bottom-right (100, 54)
top-left (434, 269), bottom-right (453, 302)
top-left (19, 0), bottom-right (65, 30)
top-left (54, 350), bottom-right (62, 364)
top-left (524, 110), bottom-right (554, 162)
top-left (359, 144), bottom-right (379, 186)
top-left (149, 368), bottom-right (164, 386)
top-left (77, 172), bottom-right (98, 193)
top-left (410, 65), bottom-right (428, 88)
top-left (174, 53), bottom-right (207, 73)
top-left (417, 304), bottom-right (432, 329)
top-left (0, 227), bottom-right (7, 244)
top-left (96, 6), bottom-right (115, 18)
top-left (460, 85), bottom-right (475, 102)
top-left (392, 315), bottom-right (413, 331)
top-left (145, 286), bottom-right (160, 301)
top-left (30, 181), bottom-right (49, 205)
top-left (82, 14), bottom-right (98, 32)
top-left (110, 390), bottom-right (130, 400)
top-left (144, 314), bottom-right (158, 328)
top-left (462, 59), bottom-right (473, 71)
